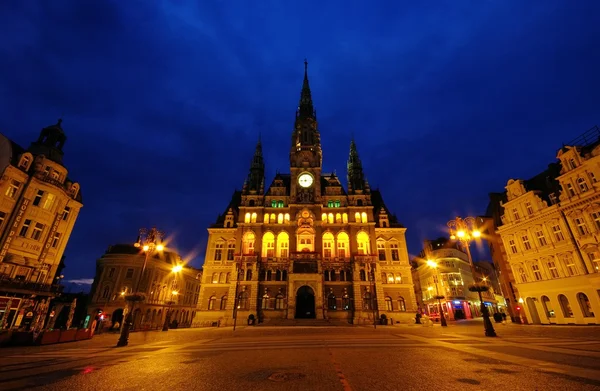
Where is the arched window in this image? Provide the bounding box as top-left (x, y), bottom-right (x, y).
top-left (558, 294), bottom-right (573, 317)
top-left (277, 231), bottom-right (289, 258)
top-left (284, 213), bottom-right (290, 223)
top-left (238, 291), bottom-right (249, 310)
top-left (275, 269), bottom-right (282, 281)
top-left (246, 269), bottom-right (252, 281)
top-left (377, 242), bottom-right (386, 260)
top-left (339, 269), bottom-right (346, 281)
top-left (335, 213), bottom-right (342, 223)
top-left (577, 177), bottom-right (589, 192)
top-left (355, 212), bottom-right (361, 222)
top-left (275, 294), bottom-right (285, 309)
top-left (102, 286), bottom-right (110, 299)
top-left (323, 232), bottom-right (334, 258)
top-left (208, 296), bottom-right (216, 310)
top-left (266, 270), bottom-right (273, 281)
top-left (324, 270), bottom-right (330, 281)
top-left (328, 293), bottom-right (337, 310)
top-left (282, 270), bottom-right (287, 281)
top-left (219, 272), bottom-right (226, 283)
top-left (359, 269), bottom-right (366, 281)
top-left (397, 296), bottom-right (406, 312)
top-left (385, 296), bottom-right (393, 311)
top-left (270, 214), bottom-right (276, 224)
top-left (245, 213), bottom-right (251, 223)
top-left (337, 232), bottom-right (349, 258)
top-left (328, 213), bottom-right (334, 224)
top-left (322, 213), bottom-right (327, 222)
top-left (342, 213), bottom-right (348, 223)
top-left (361, 212), bottom-right (368, 223)
top-left (541, 296), bottom-right (554, 318)
top-left (211, 273), bottom-right (219, 283)
top-left (277, 213), bottom-right (283, 224)
top-left (225, 273), bottom-right (231, 283)
top-left (249, 200), bottom-right (255, 207)
top-left (262, 293), bottom-right (270, 309)
top-left (242, 232), bottom-right (255, 255)
top-left (357, 231), bottom-right (371, 255)
top-left (262, 232), bottom-right (275, 257)
top-left (271, 200), bottom-right (277, 208)
top-left (328, 200), bottom-right (334, 208)
top-left (357, 199), bottom-right (363, 206)
top-left (577, 293), bottom-right (595, 317)
top-left (394, 274), bottom-right (402, 284)
top-left (330, 269), bottom-right (337, 281)
top-left (250, 212), bottom-right (257, 223)
top-left (335, 200), bottom-right (341, 208)
top-left (264, 214), bottom-right (269, 224)
top-left (278, 200), bottom-right (284, 208)
top-left (342, 294), bottom-right (351, 310)
top-left (363, 292), bottom-right (372, 310)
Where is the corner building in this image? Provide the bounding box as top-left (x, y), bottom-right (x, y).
top-left (196, 63), bottom-right (416, 325)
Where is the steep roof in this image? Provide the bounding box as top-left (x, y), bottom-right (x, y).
top-left (211, 190), bottom-right (242, 228)
top-left (371, 189), bottom-right (404, 228)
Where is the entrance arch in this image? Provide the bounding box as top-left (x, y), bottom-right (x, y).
top-left (526, 297), bottom-right (541, 324)
top-left (295, 285), bottom-right (316, 319)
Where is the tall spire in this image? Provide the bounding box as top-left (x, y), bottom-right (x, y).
top-left (243, 137), bottom-right (265, 194)
top-left (297, 59), bottom-right (315, 119)
top-left (347, 139), bottom-right (367, 193)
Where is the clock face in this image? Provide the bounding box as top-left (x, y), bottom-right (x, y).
top-left (298, 172), bottom-right (314, 188)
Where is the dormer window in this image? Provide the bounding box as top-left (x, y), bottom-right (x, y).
top-left (51, 171), bottom-right (59, 180)
top-left (549, 193), bottom-right (558, 205)
top-left (512, 208), bottom-right (519, 221)
top-left (569, 159), bottom-right (577, 169)
top-left (18, 155), bottom-right (31, 170)
top-left (567, 183), bottom-right (576, 197)
top-left (577, 177), bottom-right (589, 192)
top-left (590, 172), bottom-right (598, 183)
top-left (525, 202), bottom-right (533, 215)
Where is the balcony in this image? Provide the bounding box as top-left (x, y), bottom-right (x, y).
top-left (0, 277), bottom-right (64, 296)
top-left (293, 261), bottom-right (319, 274)
top-left (34, 172), bottom-right (65, 189)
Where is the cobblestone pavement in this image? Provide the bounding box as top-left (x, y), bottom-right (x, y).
top-left (1, 320), bottom-right (599, 391)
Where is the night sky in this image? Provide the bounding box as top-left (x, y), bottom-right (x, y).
top-left (1, 1), bottom-right (600, 289)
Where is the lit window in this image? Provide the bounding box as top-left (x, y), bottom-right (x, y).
top-left (390, 243), bottom-right (399, 260)
top-left (31, 222), bottom-right (44, 241)
top-left (43, 193), bottom-right (55, 210)
top-left (5, 180), bottom-right (21, 199)
top-left (63, 206), bottom-right (71, 221)
top-left (51, 232), bottom-right (61, 248)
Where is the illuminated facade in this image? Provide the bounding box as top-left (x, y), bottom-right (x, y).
top-left (195, 62), bottom-right (416, 326)
top-left (88, 243), bottom-right (202, 330)
top-left (0, 120), bottom-right (83, 330)
top-left (495, 126), bottom-right (600, 325)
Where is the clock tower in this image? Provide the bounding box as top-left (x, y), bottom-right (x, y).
top-left (290, 60), bottom-right (322, 204)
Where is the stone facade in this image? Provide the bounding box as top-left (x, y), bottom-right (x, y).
top-left (88, 243), bottom-right (202, 330)
top-left (195, 62), bottom-right (416, 326)
top-left (0, 120), bottom-right (82, 331)
top-left (493, 126), bottom-right (600, 325)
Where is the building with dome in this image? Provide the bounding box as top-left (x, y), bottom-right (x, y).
top-left (0, 120), bottom-right (83, 331)
top-left (194, 62), bottom-right (416, 326)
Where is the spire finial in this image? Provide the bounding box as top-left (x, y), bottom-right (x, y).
top-left (304, 58), bottom-right (308, 75)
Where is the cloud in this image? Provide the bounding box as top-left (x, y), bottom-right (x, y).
top-left (66, 278), bottom-right (94, 285)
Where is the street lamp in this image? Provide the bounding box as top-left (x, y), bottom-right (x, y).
top-left (447, 217), bottom-right (496, 337)
top-left (426, 260), bottom-right (447, 327)
top-left (117, 227), bottom-right (164, 347)
top-left (162, 264), bottom-right (182, 332)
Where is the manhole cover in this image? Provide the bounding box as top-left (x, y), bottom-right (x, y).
top-left (268, 372), bottom-right (306, 382)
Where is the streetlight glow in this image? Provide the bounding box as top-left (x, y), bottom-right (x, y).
top-left (156, 244), bottom-right (164, 252)
top-left (472, 230), bottom-right (481, 238)
top-left (172, 290), bottom-right (179, 296)
top-left (457, 230), bottom-right (465, 238)
top-left (172, 265), bottom-right (183, 273)
top-left (426, 259), bottom-right (437, 268)
top-left (142, 244), bottom-right (150, 252)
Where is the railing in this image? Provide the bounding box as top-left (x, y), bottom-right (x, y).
top-left (293, 262), bottom-right (319, 274)
top-left (0, 277), bottom-right (64, 294)
top-left (34, 172), bottom-right (65, 188)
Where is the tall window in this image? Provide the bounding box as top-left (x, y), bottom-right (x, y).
top-left (337, 232), bottom-right (349, 258)
top-left (322, 213), bottom-right (327, 222)
top-left (227, 243), bottom-right (235, 260)
top-left (277, 213), bottom-right (283, 224)
top-left (512, 208), bottom-right (519, 221)
top-left (238, 292), bottom-right (249, 310)
top-left (277, 232), bottom-right (289, 258)
top-left (508, 239), bottom-right (518, 254)
top-left (323, 232), bottom-right (334, 258)
top-left (390, 243), bottom-right (400, 261)
top-left (335, 213), bottom-right (342, 223)
top-left (262, 232), bottom-right (275, 257)
top-left (342, 213), bottom-right (348, 223)
top-left (587, 252), bottom-right (600, 272)
top-left (208, 296), bottom-right (216, 310)
top-left (541, 296), bottom-right (554, 318)
top-left (361, 212), bottom-right (368, 223)
top-left (6, 180), bottom-right (21, 199)
top-left (19, 219), bottom-right (31, 237)
top-left (552, 224), bottom-right (565, 241)
top-left (525, 202), bottom-right (533, 215)
top-left (43, 193), bottom-right (55, 210)
top-left (33, 190), bottom-right (44, 206)
top-left (251, 213), bottom-right (257, 223)
top-left (531, 264), bottom-right (542, 281)
top-left (328, 293), bottom-right (337, 310)
top-left (591, 212), bottom-right (600, 231)
top-left (397, 297), bottom-right (406, 311)
top-left (244, 213), bottom-right (251, 223)
top-left (363, 292), bottom-right (372, 310)
top-left (51, 232), bottom-right (61, 248)
top-left (564, 255), bottom-right (577, 276)
top-left (547, 260), bottom-right (559, 278)
top-left (63, 206), bottom-right (71, 221)
top-left (577, 177), bottom-right (589, 192)
top-left (328, 213), bottom-right (334, 224)
top-left (535, 230), bottom-right (547, 246)
top-left (354, 212), bottom-right (360, 222)
top-left (385, 296), bottom-right (393, 311)
top-left (521, 235), bottom-right (531, 250)
top-left (567, 183), bottom-right (576, 197)
top-left (242, 232), bottom-right (255, 255)
top-left (342, 294), bottom-right (351, 310)
top-left (220, 295), bottom-right (227, 310)
top-left (275, 294), bottom-right (285, 309)
top-left (577, 293), bottom-right (594, 317)
top-left (214, 243), bottom-right (223, 260)
top-left (284, 213), bottom-right (290, 223)
top-left (575, 218), bottom-right (589, 236)
top-left (518, 267), bottom-right (527, 283)
top-left (377, 242), bottom-right (386, 260)
top-left (558, 294), bottom-right (573, 317)
top-left (590, 172), bottom-right (598, 183)
top-left (357, 231), bottom-right (370, 255)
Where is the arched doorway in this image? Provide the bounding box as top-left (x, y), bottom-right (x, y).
top-left (295, 285), bottom-right (316, 319)
top-left (526, 297), bottom-right (541, 324)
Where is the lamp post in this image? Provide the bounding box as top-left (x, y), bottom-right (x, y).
top-left (366, 262), bottom-right (377, 329)
top-left (233, 260), bottom-right (242, 331)
top-left (447, 217), bottom-right (496, 337)
top-left (162, 264), bottom-right (182, 332)
top-left (117, 227), bottom-right (164, 347)
top-left (426, 260), bottom-right (447, 327)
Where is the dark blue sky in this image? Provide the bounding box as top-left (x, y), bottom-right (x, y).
top-left (1, 1), bottom-right (600, 287)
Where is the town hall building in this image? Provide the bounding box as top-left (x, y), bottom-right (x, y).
top-left (194, 62), bottom-right (416, 326)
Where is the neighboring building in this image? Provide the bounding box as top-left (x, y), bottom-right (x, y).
top-left (493, 126), bottom-right (600, 325)
top-left (0, 120), bottom-right (83, 331)
top-left (413, 238), bottom-right (479, 320)
top-left (88, 243), bottom-right (202, 330)
top-left (473, 260), bottom-right (506, 315)
top-left (194, 62), bottom-right (416, 326)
